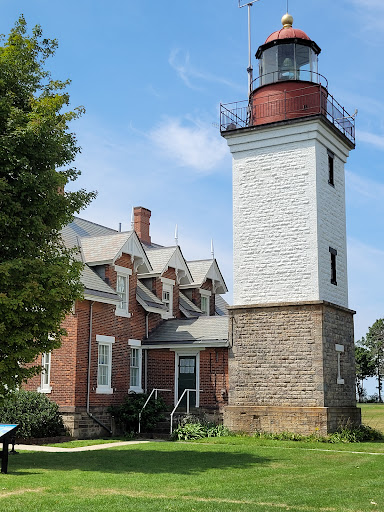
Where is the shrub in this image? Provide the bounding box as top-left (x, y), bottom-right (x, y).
top-left (108, 393), bottom-right (167, 434)
top-left (0, 390), bottom-right (65, 439)
top-left (253, 424), bottom-right (384, 444)
top-left (171, 418), bottom-right (230, 441)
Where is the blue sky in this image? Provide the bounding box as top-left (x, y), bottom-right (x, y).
top-left (2, 1), bottom-right (383, 391)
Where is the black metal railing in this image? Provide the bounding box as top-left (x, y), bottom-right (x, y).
top-left (251, 70), bottom-right (328, 90)
top-left (220, 83), bottom-right (355, 144)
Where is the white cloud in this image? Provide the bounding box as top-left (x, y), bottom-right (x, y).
top-left (357, 130), bottom-right (384, 150)
top-left (349, 0), bottom-right (384, 33)
top-left (346, 170), bottom-right (384, 201)
top-left (149, 117), bottom-right (230, 172)
top-left (169, 49), bottom-right (243, 93)
top-left (356, 130), bottom-right (384, 149)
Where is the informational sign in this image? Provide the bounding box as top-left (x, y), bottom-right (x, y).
top-left (0, 424), bottom-right (18, 474)
top-left (0, 425), bottom-right (18, 440)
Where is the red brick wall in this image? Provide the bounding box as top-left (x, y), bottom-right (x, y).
top-left (145, 348), bottom-right (228, 409)
top-left (190, 279), bottom-right (215, 316)
top-left (24, 254), bottom-right (225, 417)
top-left (200, 348), bottom-right (228, 408)
top-left (146, 350), bottom-right (175, 406)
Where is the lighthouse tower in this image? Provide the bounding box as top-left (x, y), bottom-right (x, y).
top-left (221, 14), bottom-right (360, 434)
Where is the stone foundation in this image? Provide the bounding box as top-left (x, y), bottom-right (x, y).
top-left (224, 406), bottom-right (361, 436)
top-left (225, 301), bottom-right (361, 435)
top-left (60, 407), bottom-right (114, 439)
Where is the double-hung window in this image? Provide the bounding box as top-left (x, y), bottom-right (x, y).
top-left (129, 340), bottom-right (143, 393)
top-left (39, 352), bottom-right (52, 393)
top-left (114, 265), bottom-right (132, 317)
top-left (161, 278), bottom-right (174, 318)
top-left (199, 289), bottom-right (211, 316)
top-left (96, 335), bottom-right (115, 394)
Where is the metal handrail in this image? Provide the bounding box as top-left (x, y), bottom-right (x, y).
top-left (138, 388), bottom-right (171, 434)
top-left (220, 84), bottom-right (355, 144)
top-left (170, 388), bottom-right (202, 435)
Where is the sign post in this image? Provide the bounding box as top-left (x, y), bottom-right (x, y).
top-left (0, 424), bottom-right (18, 474)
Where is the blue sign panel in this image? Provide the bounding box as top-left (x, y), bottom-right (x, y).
top-left (0, 424), bottom-right (18, 440)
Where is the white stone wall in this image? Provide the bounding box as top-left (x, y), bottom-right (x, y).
top-left (225, 119), bottom-right (352, 308)
top-left (315, 140), bottom-right (349, 307)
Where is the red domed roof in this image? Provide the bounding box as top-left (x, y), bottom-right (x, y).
top-left (265, 27), bottom-right (311, 44)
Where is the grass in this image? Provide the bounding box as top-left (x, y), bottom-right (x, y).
top-left (359, 403), bottom-right (384, 433)
top-left (2, 438), bottom-right (384, 512)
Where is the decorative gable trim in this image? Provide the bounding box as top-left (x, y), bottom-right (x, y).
top-left (113, 232), bottom-right (152, 273)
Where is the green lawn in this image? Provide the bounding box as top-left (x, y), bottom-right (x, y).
top-left (1, 439), bottom-right (384, 512)
top-left (360, 403), bottom-right (384, 433)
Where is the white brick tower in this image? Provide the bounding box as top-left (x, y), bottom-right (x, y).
top-left (221, 13), bottom-right (360, 435)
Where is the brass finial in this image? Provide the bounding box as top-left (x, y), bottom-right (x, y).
top-left (281, 13), bottom-right (293, 28)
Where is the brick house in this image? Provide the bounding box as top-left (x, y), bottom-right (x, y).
top-left (25, 207), bottom-right (229, 438)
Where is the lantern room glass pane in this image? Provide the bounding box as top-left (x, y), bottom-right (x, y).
top-left (259, 43), bottom-right (319, 86)
top-left (260, 47), bottom-right (278, 85)
top-left (278, 44), bottom-right (295, 81)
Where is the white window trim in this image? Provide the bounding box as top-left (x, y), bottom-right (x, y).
top-left (199, 289), bottom-right (211, 316)
top-left (114, 265), bottom-right (132, 318)
top-left (162, 282), bottom-right (174, 319)
top-left (335, 344), bottom-right (345, 385)
top-left (96, 335), bottom-right (115, 394)
top-left (38, 352), bottom-right (52, 394)
top-left (171, 349), bottom-right (204, 407)
top-left (160, 277), bottom-right (175, 286)
top-left (128, 339), bottom-right (143, 393)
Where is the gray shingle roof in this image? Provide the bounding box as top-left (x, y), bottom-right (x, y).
top-left (179, 292), bottom-right (203, 318)
top-left (61, 218), bottom-right (120, 299)
top-left (80, 232), bottom-right (133, 264)
top-left (145, 316), bottom-right (228, 343)
top-left (187, 260), bottom-right (213, 285)
top-left (145, 247), bottom-right (177, 274)
top-left (62, 217), bottom-right (116, 248)
top-left (81, 266), bottom-right (119, 301)
top-left (136, 281), bottom-right (167, 313)
top-left (215, 295), bottom-right (229, 316)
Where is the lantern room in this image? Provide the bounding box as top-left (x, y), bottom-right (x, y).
top-left (256, 14), bottom-right (321, 87)
top-left (220, 13), bottom-right (355, 144)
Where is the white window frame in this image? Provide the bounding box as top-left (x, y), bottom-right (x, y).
top-left (96, 335), bottom-right (115, 394)
top-left (114, 265), bottom-right (132, 318)
top-left (128, 339), bottom-right (143, 393)
top-left (199, 289), bottom-right (211, 316)
top-left (161, 277), bottom-right (175, 319)
top-left (38, 352), bottom-right (52, 393)
top-left (335, 344), bottom-right (345, 385)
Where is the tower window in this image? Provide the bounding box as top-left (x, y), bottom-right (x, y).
top-left (329, 247), bottom-right (337, 285)
top-left (328, 150), bottom-right (335, 186)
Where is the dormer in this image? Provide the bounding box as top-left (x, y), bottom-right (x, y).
top-left (79, 231), bottom-right (152, 318)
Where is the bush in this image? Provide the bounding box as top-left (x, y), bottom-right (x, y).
top-left (171, 418), bottom-right (230, 441)
top-left (108, 393), bottom-right (167, 434)
top-left (0, 390), bottom-right (65, 439)
top-left (253, 424), bottom-right (384, 444)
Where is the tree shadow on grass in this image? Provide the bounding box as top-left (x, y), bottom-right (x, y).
top-left (9, 447), bottom-right (272, 476)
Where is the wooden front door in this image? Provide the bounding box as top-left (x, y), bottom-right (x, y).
top-left (178, 356), bottom-right (197, 409)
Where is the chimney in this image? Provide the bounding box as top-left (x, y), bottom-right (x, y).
top-left (133, 207), bottom-right (151, 244)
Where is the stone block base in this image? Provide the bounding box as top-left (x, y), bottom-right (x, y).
top-left (224, 405), bottom-right (362, 436)
top-left (60, 407), bottom-right (114, 439)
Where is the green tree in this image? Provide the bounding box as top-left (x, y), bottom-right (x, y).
top-left (362, 320), bottom-right (384, 402)
top-left (0, 16), bottom-right (95, 397)
top-left (355, 342), bottom-right (375, 402)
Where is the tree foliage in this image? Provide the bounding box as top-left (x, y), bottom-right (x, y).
top-left (0, 16), bottom-right (95, 397)
top-left (355, 343), bottom-right (376, 402)
top-left (361, 320), bottom-right (384, 402)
